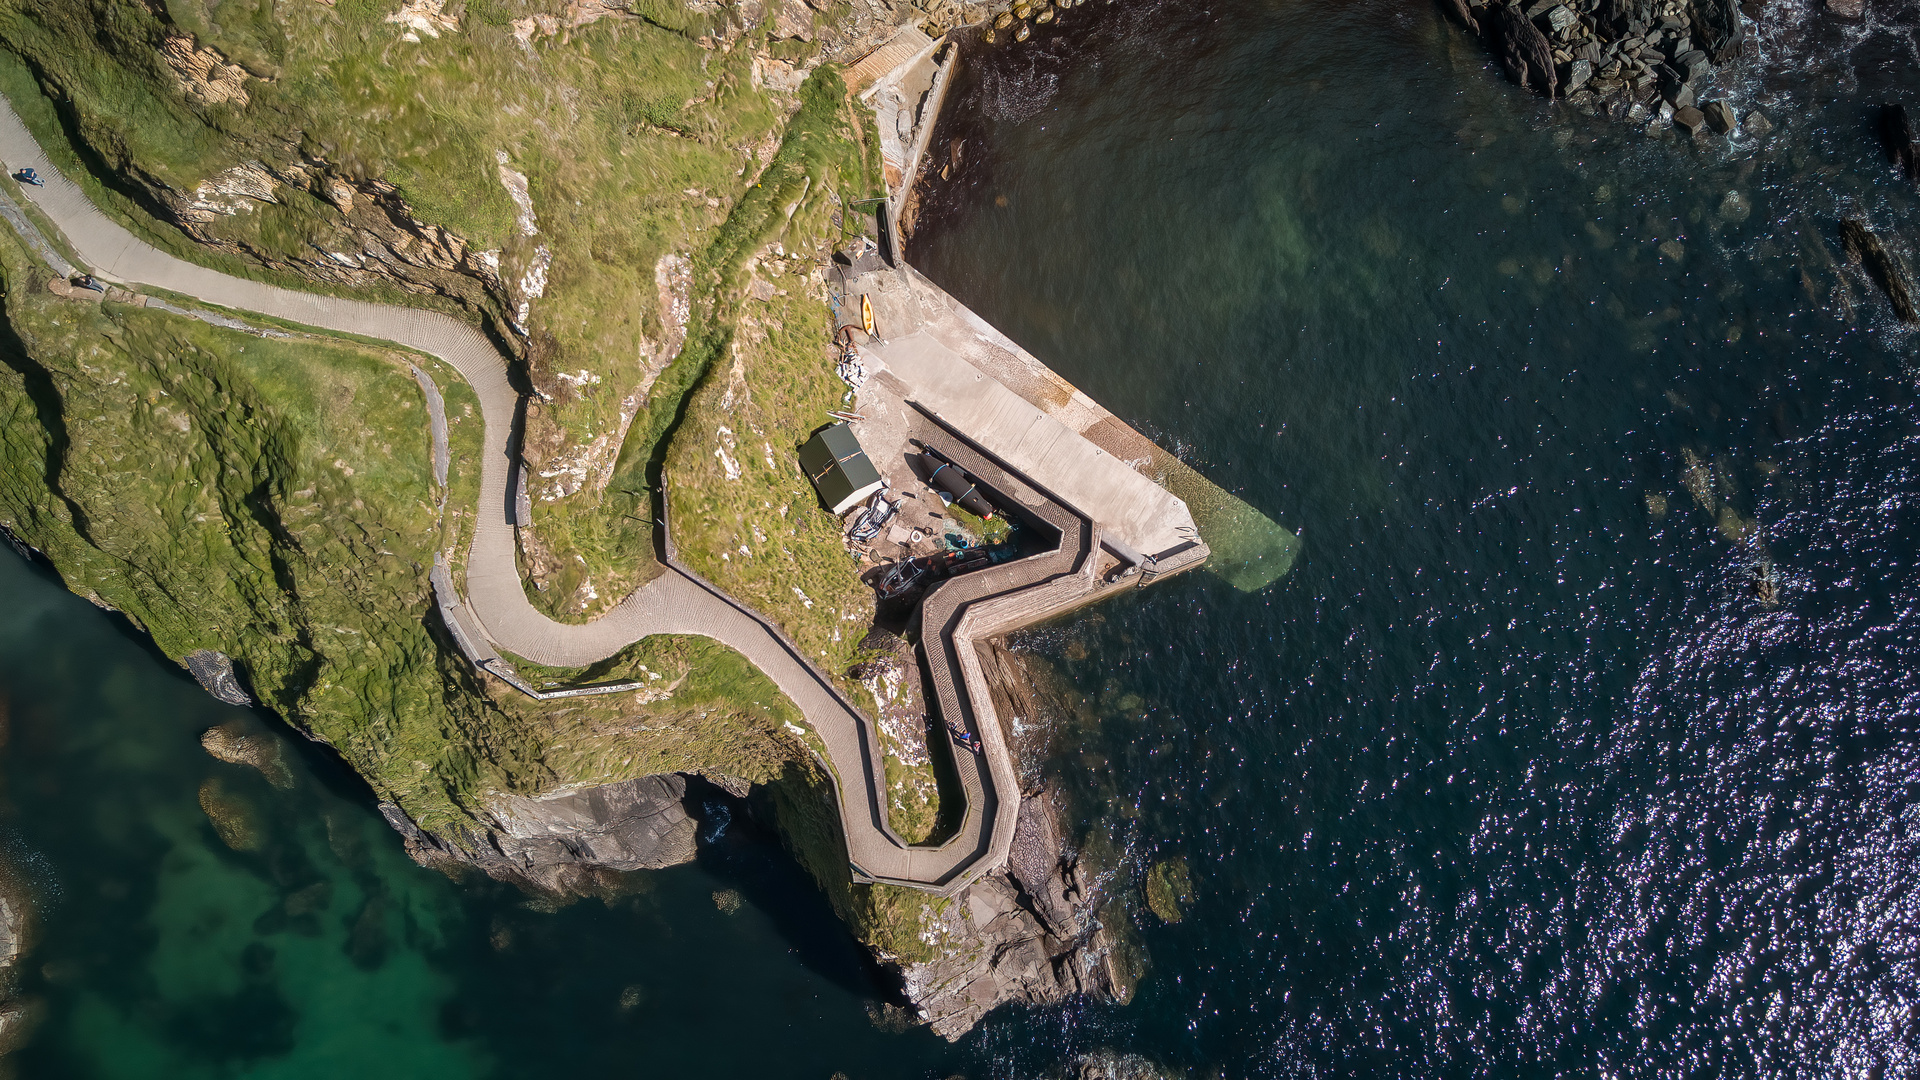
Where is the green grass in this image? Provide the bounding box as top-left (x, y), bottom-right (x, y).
top-left (0, 3), bottom-right (956, 951)
top-left (532, 66), bottom-right (884, 616)
top-left (0, 0), bottom-right (836, 620)
top-left (0, 219), bottom-right (810, 839)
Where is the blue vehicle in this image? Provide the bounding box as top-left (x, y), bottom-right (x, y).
top-left (13, 168), bottom-right (40, 186)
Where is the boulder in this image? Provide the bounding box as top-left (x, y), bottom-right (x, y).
top-left (200, 722), bottom-right (296, 788)
top-left (1745, 110), bottom-right (1773, 135)
top-left (1881, 103), bottom-right (1920, 185)
top-left (1565, 58), bottom-right (1594, 93)
top-left (1545, 4), bottom-right (1579, 33)
top-left (1703, 99), bottom-right (1737, 133)
top-left (1443, 0), bottom-right (1479, 33)
top-left (183, 649), bottom-right (252, 706)
top-left (1667, 80), bottom-right (1697, 109)
top-left (1497, 3), bottom-right (1560, 97)
top-left (483, 775), bottom-right (699, 879)
top-left (1827, 0), bottom-right (1865, 18)
top-left (1840, 219), bottom-right (1920, 324)
top-left (1673, 104), bottom-right (1708, 134)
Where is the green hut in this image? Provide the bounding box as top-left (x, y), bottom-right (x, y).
top-left (798, 422), bottom-right (884, 515)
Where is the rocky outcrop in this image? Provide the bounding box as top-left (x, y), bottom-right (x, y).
top-left (200, 720), bottom-right (296, 788)
top-left (1840, 219), bottom-right (1919, 325)
top-left (381, 773), bottom-right (700, 893)
top-left (1495, 4), bottom-right (1558, 98)
top-left (1064, 1050), bottom-right (1179, 1080)
top-left (158, 31), bottom-right (255, 108)
top-left (130, 154), bottom-right (512, 337)
top-left (896, 788), bottom-right (1130, 1039)
top-left (1447, 0), bottom-right (1754, 123)
top-left (184, 648), bottom-right (253, 706)
top-left (0, 871), bottom-right (35, 1059)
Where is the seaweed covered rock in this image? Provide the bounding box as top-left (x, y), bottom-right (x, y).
top-left (200, 720), bottom-right (295, 789)
top-left (1144, 856), bottom-right (1194, 923)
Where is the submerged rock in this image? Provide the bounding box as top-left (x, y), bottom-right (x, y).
top-left (1746, 110), bottom-right (1773, 135)
top-left (1839, 219), bottom-right (1920, 324)
top-left (1827, 0), bottom-right (1865, 19)
top-left (198, 778), bottom-right (263, 852)
top-left (200, 722), bottom-right (295, 789)
top-left (1703, 99), bottom-right (1737, 133)
top-left (1144, 856), bottom-right (1193, 923)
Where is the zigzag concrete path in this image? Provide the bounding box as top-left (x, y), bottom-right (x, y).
top-left (0, 99), bottom-right (1001, 890)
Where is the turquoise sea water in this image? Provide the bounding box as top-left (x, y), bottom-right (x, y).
top-left (9, 0), bottom-right (1920, 1075)
top-left (0, 552), bottom-right (965, 1076)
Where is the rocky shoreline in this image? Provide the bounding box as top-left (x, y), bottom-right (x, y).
top-left (1446, 0), bottom-right (1761, 134)
top-left (354, 649), bottom-right (1130, 1040)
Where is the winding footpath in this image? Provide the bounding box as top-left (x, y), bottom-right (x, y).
top-left (0, 100), bottom-right (1006, 893)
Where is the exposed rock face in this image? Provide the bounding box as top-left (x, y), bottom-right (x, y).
top-left (1702, 98), bottom-right (1737, 132)
top-left (0, 870), bottom-right (35, 1059)
top-left (106, 148), bottom-right (511, 340)
top-left (1840, 219), bottom-right (1919, 325)
top-left (1067, 1050), bottom-right (1178, 1080)
top-left (159, 31), bottom-right (254, 107)
top-left (1688, 0), bottom-right (1745, 62)
top-left (184, 649), bottom-right (253, 706)
top-left (382, 774), bottom-right (699, 893)
top-left (897, 789), bottom-right (1126, 1039)
top-left (1495, 4), bottom-right (1558, 98)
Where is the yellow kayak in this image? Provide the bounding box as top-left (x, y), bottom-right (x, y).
top-left (861, 294), bottom-right (875, 337)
